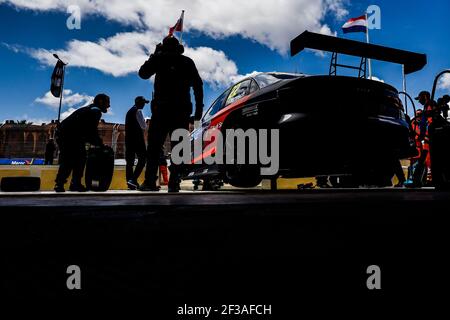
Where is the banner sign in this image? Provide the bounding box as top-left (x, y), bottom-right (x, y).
top-left (0, 158), bottom-right (45, 165)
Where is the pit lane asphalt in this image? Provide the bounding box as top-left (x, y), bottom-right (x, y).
top-left (1, 188), bottom-right (448, 303)
top-left (0, 187), bottom-right (448, 207)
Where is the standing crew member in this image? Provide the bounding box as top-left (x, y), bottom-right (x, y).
top-left (415, 91), bottom-right (434, 184)
top-left (54, 94), bottom-right (110, 192)
top-left (138, 36), bottom-right (203, 192)
top-left (44, 138), bottom-right (56, 165)
top-left (125, 96), bottom-right (149, 190)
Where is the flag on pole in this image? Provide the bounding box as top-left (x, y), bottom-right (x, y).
top-left (50, 60), bottom-right (65, 98)
top-left (342, 15), bottom-right (367, 34)
top-left (168, 11), bottom-right (184, 36)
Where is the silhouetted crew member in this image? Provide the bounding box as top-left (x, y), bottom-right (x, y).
top-left (415, 91), bottom-right (435, 184)
top-left (138, 36), bottom-right (203, 192)
top-left (393, 159), bottom-right (406, 187)
top-left (416, 91), bottom-right (434, 139)
top-left (125, 96), bottom-right (149, 190)
top-left (54, 94), bottom-right (110, 192)
top-left (44, 138), bottom-right (56, 165)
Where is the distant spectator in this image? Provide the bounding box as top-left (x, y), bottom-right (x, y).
top-left (44, 138), bottom-right (56, 165)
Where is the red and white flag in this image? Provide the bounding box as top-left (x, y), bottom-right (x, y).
top-left (342, 15), bottom-right (367, 34)
top-left (168, 11), bottom-right (184, 36)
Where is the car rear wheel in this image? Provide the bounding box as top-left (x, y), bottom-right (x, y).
top-left (224, 164), bottom-right (262, 188)
top-left (222, 117), bottom-right (263, 188)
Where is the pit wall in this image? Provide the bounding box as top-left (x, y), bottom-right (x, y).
top-left (0, 162), bottom-right (408, 191)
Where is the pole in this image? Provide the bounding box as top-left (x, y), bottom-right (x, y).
top-left (179, 10), bottom-right (185, 45)
top-left (402, 64), bottom-right (408, 114)
top-left (365, 12), bottom-right (372, 80)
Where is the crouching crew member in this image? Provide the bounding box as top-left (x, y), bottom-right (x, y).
top-left (125, 96), bottom-right (149, 190)
top-left (54, 94), bottom-right (110, 192)
top-left (138, 35), bottom-right (204, 192)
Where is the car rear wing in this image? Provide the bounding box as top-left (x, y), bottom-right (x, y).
top-left (290, 31), bottom-right (427, 75)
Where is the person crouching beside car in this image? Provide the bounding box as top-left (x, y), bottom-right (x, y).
top-left (54, 93), bottom-right (110, 192)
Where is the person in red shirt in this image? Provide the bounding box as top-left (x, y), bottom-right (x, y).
top-left (415, 91), bottom-right (435, 184)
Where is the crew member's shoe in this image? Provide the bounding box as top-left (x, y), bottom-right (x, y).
top-left (404, 179), bottom-right (417, 188)
top-left (69, 183), bottom-right (87, 192)
top-left (394, 180), bottom-right (405, 188)
top-left (168, 182), bottom-right (181, 193)
top-left (127, 180), bottom-right (139, 190)
top-left (54, 184), bottom-right (65, 193)
top-left (138, 181), bottom-right (161, 192)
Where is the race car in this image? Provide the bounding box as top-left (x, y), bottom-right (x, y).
top-left (181, 31), bottom-right (427, 188)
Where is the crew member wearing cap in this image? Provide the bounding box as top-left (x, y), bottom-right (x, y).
top-left (138, 35), bottom-right (204, 192)
top-left (125, 96), bottom-right (149, 190)
top-left (54, 93), bottom-right (110, 192)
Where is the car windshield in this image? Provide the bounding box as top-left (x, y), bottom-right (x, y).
top-left (254, 73), bottom-right (302, 89)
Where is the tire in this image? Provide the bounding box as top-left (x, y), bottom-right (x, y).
top-left (85, 146), bottom-right (115, 191)
top-left (224, 164), bottom-right (262, 188)
top-left (222, 117), bottom-right (262, 188)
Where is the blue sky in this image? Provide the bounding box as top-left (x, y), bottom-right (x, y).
top-left (0, 0), bottom-right (449, 124)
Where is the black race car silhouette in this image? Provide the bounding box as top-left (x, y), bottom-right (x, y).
top-left (181, 31), bottom-right (427, 188)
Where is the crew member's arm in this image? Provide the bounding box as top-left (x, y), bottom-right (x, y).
top-left (138, 44), bottom-right (162, 79)
top-left (86, 108), bottom-right (103, 146)
top-left (136, 109), bottom-right (147, 130)
top-left (191, 60), bottom-right (204, 120)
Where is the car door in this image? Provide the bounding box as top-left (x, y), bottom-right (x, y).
top-left (191, 88), bottom-right (231, 164)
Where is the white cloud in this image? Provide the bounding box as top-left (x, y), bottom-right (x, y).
top-left (2, 0), bottom-right (347, 53)
top-left (371, 76), bottom-right (384, 83)
top-left (29, 31), bottom-right (161, 77)
top-left (34, 89), bottom-right (118, 120)
top-left (17, 115), bottom-right (52, 125)
top-left (438, 73), bottom-right (450, 90)
top-left (230, 71), bottom-right (264, 84)
top-left (27, 31), bottom-right (244, 87)
top-left (59, 107), bottom-right (78, 120)
top-left (35, 89), bottom-right (93, 110)
top-left (54, 106), bottom-right (114, 121)
top-left (184, 46), bottom-right (239, 88)
top-left (325, 0), bottom-right (349, 20)
top-left (3, 0), bottom-right (349, 89)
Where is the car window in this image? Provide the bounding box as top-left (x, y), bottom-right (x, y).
top-left (203, 88), bottom-right (231, 121)
top-left (225, 80), bottom-right (252, 106)
top-left (254, 74), bottom-right (280, 89)
top-left (254, 73), bottom-right (302, 89)
top-left (249, 79), bottom-right (259, 94)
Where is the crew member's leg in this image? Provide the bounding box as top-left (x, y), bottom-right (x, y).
top-left (141, 116), bottom-right (169, 190)
top-left (54, 140), bottom-right (73, 192)
top-left (133, 143), bottom-right (147, 183)
top-left (167, 116), bottom-right (190, 192)
top-left (125, 142), bottom-right (136, 183)
top-left (70, 143), bottom-right (87, 191)
top-left (393, 159), bottom-right (406, 187)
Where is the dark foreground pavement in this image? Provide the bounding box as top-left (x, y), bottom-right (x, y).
top-left (0, 189), bottom-right (448, 311)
